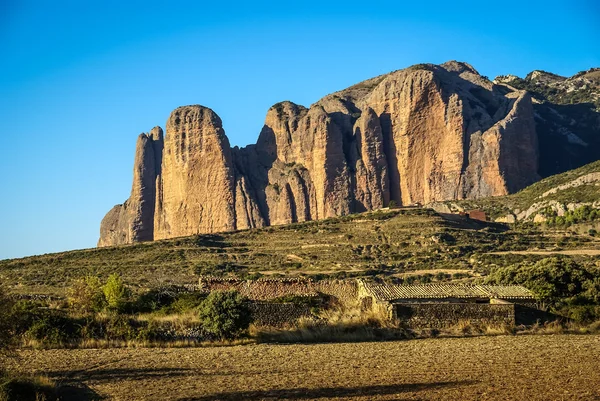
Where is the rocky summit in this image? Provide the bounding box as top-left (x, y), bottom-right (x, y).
top-left (99, 61), bottom-right (600, 246)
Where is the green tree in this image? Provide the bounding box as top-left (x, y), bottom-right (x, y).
top-left (67, 276), bottom-right (106, 314)
top-left (102, 273), bottom-right (128, 311)
top-left (198, 290), bottom-right (251, 340)
top-left (485, 257), bottom-right (595, 302)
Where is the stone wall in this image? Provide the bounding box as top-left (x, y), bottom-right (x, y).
top-left (198, 277), bottom-right (358, 307)
top-left (249, 302), bottom-right (313, 327)
top-left (392, 303), bottom-right (516, 328)
top-left (514, 304), bottom-right (557, 326)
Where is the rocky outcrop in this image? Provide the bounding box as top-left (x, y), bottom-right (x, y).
top-left (98, 127), bottom-right (163, 246)
top-left (154, 106), bottom-right (237, 240)
top-left (99, 61), bottom-right (547, 246)
top-left (493, 67), bottom-right (600, 177)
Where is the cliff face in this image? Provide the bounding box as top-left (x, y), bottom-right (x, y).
top-left (99, 61), bottom-right (543, 246)
top-left (153, 106), bottom-right (237, 240)
top-left (494, 68), bottom-right (600, 177)
top-left (98, 127), bottom-right (163, 246)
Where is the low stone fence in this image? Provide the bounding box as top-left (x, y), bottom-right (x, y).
top-left (198, 277), bottom-right (358, 307)
top-left (249, 302), bottom-right (313, 327)
top-left (392, 303), bottom-right (516, 328)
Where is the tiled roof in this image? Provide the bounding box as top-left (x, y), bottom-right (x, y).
top-left (481, 285), bottom-right (535, 299)
top-left (360, 281), bottom-right (535, 301)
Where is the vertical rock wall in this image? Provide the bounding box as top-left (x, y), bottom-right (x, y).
top-left (99, 61), bottom-right (541, 246)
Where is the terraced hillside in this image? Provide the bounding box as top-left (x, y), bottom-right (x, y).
top-left (2, 208), bottom-right (598, 297)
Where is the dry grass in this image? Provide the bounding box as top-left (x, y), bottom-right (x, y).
top-left (20, 337), bottom-right (255, 350)
top-left (255, 307), bottom-right (409, 343)
top-left (518, 319), bottom-right (600, 335)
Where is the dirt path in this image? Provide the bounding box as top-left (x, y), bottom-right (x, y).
top-left (5, 335), bottom-right (600, 400)
top-left (491, 249), bottom-right (600, 256)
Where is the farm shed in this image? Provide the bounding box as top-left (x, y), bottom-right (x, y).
top-left (357, 281), bottom-right (538, 328)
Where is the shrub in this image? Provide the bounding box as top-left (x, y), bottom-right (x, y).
top-left (24, 312), bottom-right (81, 347)
top-left (194, 261), bottom-right (246, 277)
top-left (0, 289), bottom-right (15, 352)
top-left (560, 305), bottom-right (600, 323)
top-left (167, 293), bottom-right (206, 314)
top-left (102, 273), bottom-right (129, 311)
top-left (103, 315), bottom-right (143, 341)
top-left (198, 291), bottom-right (251, 340)
top-left (133, 288), bottom-right (178, 313)
top-left (485, 257), bottom-right (600, 302)
top-left (67, 276), bottom-right (106, 314)
top-left (0, 372), bottom-right (59, 401)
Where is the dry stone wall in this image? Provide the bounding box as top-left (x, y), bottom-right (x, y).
top-left (198, 277), bottom-right (358, 307)
top-left (393, 303), bottom-right (515, 328)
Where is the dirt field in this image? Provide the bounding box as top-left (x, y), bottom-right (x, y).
top-left (6, 335), bottom-right (600, 400)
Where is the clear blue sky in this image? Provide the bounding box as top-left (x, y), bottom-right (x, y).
top-left (1, 0), bottom-right (599, 260)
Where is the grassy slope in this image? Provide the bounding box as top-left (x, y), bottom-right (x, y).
top-left (2, 208), bottom-right (598, 296)
top-left (448, 160), bottom-right (600, 220)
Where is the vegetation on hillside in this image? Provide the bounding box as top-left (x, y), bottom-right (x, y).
top-left (3, 208), bottom-right (598, 298)
top-left (447, 159), bottom-right (600, 220)
top-left (485, 256), bottom-right (600, 322)
top-left (507, 76), bottom-right (600, 108)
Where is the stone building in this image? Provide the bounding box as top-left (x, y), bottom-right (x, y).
top-left (196, 277), bottom-right (544, 328)
top-left (357, 281), bottom-right (538, 328)
top-left (198, 277), bottom-right (359, 327)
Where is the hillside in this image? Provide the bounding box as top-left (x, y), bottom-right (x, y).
top-left (432, 160), bottom-right (600, 222)
top-left (99, 60), bottom-right (600, 247)
top-left (3, 208), bottom-right (599, 297)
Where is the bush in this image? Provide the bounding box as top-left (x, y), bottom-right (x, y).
top-left (102, 315), bottom-right (152, 341)
top-left (0, 372), bottom-right (59, 401)
top-left (132, 288), bottom-right (178, 313)
top-left (166, 293), bottom-right (206, 314)
top-left (67, 276), bottom-right (106, 314)
top-left (24, 312), bottom-right (82, 347)
top-left (198, 291), bottom-right (251, 340)
top-left (546, 206), bottom-right (600, 227)
top-left (0, 289), bottom-right (15, 352)
top-left (485, 257), bottom-right (600, 303)
top-left (102, 273), bottom-right (129, 312)
top-left (560, 305), bottom-right (600, 323)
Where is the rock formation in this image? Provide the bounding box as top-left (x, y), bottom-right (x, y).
top-left (100, 60), bottom-right (584, 246)
top-left (98, 127), bottom-right (163, 246)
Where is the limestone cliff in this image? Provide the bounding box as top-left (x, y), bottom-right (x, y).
top-left (99, 61), bottom-right (553, 246)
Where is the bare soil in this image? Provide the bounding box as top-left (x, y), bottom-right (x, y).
top-left (5, 335), bottom-right (600, 400)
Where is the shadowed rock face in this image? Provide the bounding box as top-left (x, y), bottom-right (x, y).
top-left (99, 61), bottom-right (544, 246)
top-left (98, 127), bottom-right (163, 246)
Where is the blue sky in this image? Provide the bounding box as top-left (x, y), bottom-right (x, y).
top-left (1, 0), bottom-right (599, 259)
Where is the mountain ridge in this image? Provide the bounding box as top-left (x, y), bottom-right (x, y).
top-left (99, 61), bottom-right (600, 246)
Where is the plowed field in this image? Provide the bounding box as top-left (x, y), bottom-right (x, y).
top-left (6, 335), bottom-right (600, 400)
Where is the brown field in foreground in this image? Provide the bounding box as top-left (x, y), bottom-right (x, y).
top-left (4, 335), bottom-right (600, 401)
